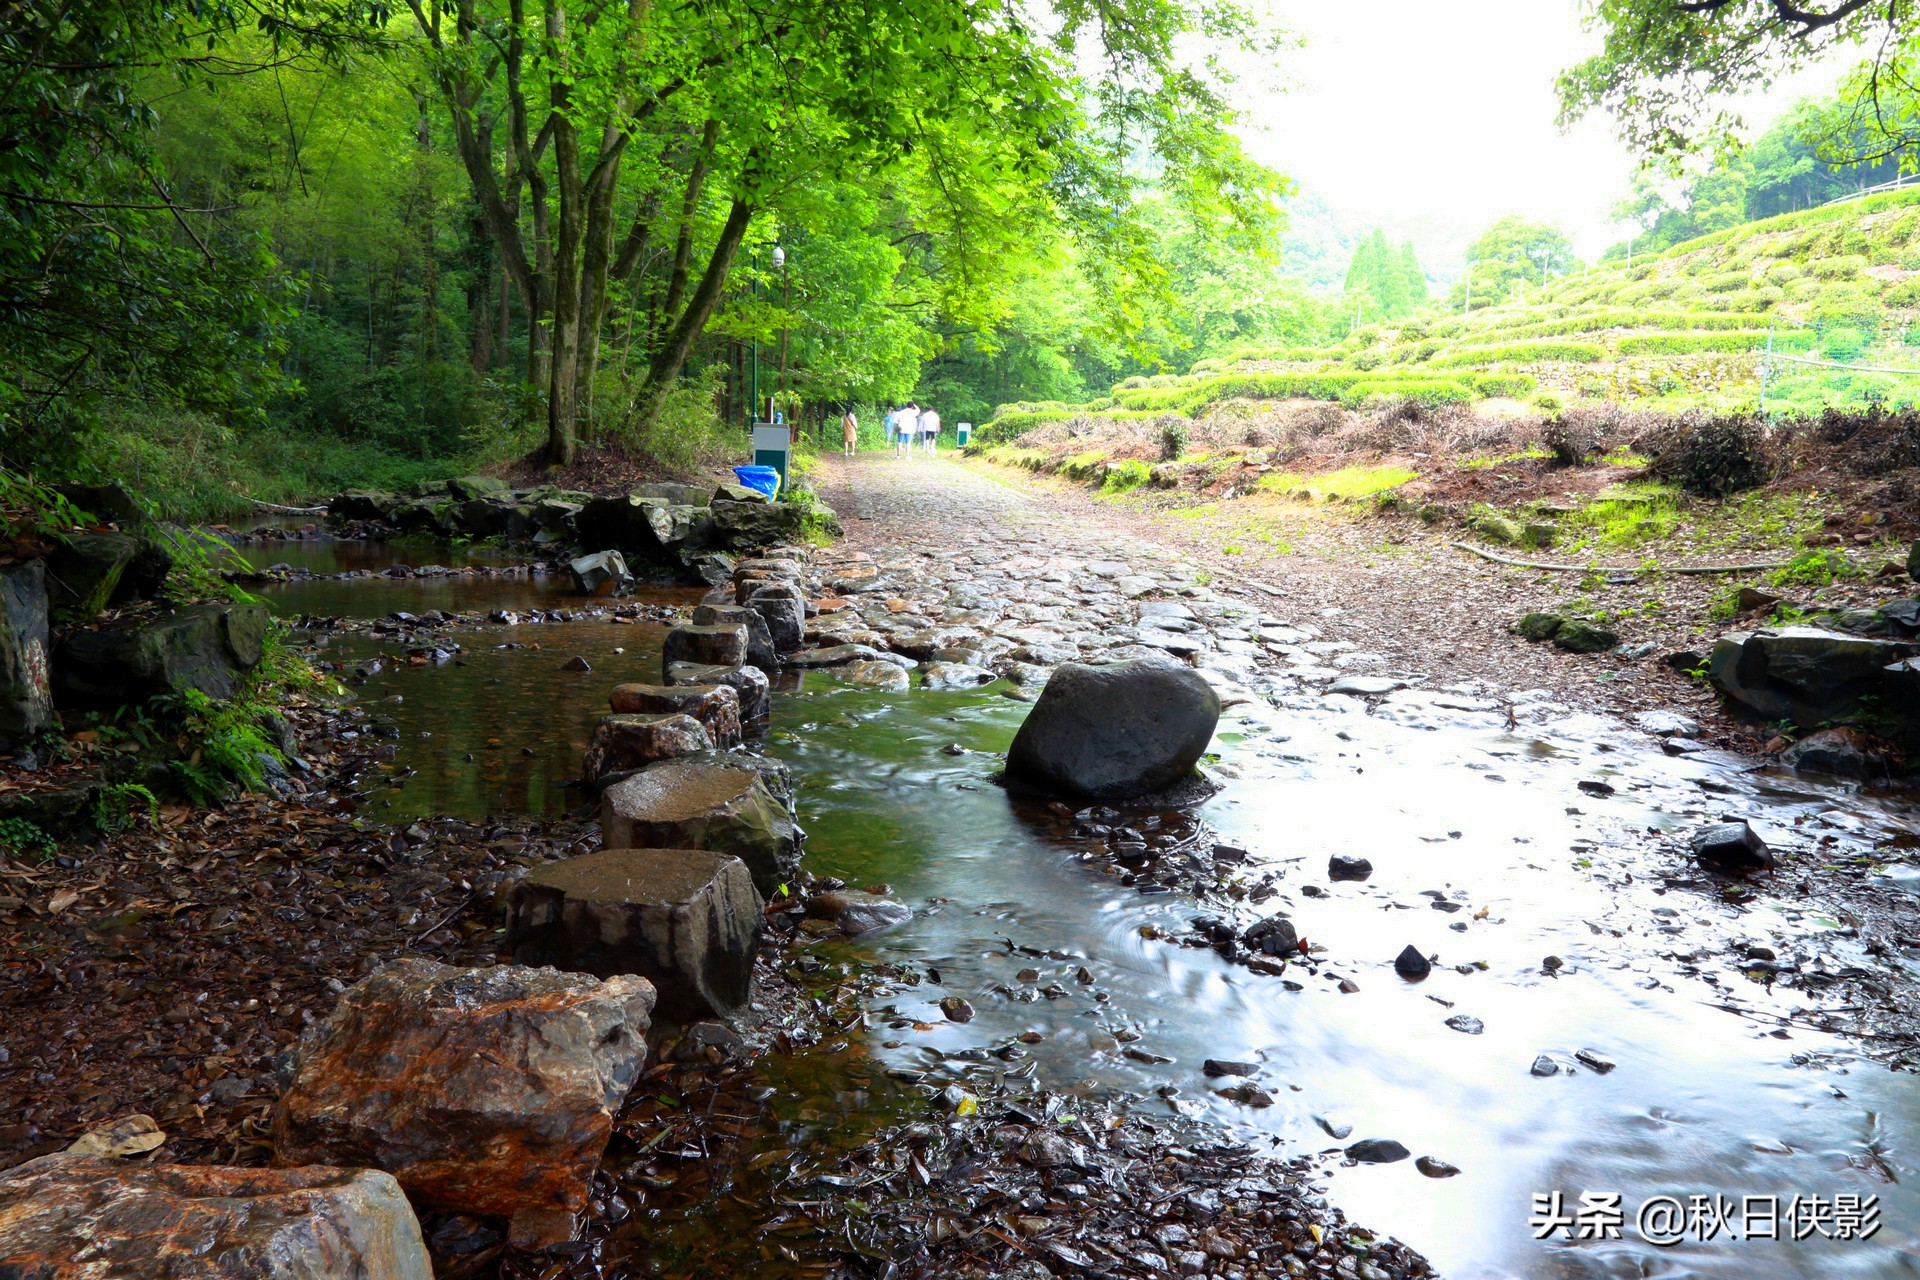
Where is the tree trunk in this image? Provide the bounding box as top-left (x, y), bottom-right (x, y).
top-left (635, 198), bottom-right (753, 424)
top-left (657, 119), bottom-right (717, 346)
top-left (468, 208), bottom-right (495, 373)
top-left (543, 1), bottom-right (582, 468)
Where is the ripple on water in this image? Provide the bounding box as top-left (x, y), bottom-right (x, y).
top-left (302, 569), bottom-right (1920, 1277)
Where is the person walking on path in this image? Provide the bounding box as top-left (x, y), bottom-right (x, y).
top-left (919, 405), bottom-right (941, 455)
top-left (841, 408), bottom-right (858, 458)
top-left (895, 404), bottom-right (916, 457)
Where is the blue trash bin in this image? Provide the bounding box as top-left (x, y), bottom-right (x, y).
top-left (732, 465), bottom-right (782, 500)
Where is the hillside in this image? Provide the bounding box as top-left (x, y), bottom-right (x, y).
top-left (979, 185), bottom-right (1920, 443)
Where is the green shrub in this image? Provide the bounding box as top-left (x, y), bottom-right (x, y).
top-left (1533, 390), bottom-right (1566, 414)
top-left (1428, 341), bottom-right (1605, 368)
top-left (1469, 372), bottom-right (1538, 398)
top-left (1339, 378), bottom-right (1474, 409)
top-left (1810, 254), bottom-right (1868, 279)
top-left (1614, 331), bottom-right (1770, 356)
top-left (1100, 459), bottom-right (1152, 495)
top-left (1821, 326), bottom-right (1868, 361)
top-left (1160, 419), bottom-right (1190, 461)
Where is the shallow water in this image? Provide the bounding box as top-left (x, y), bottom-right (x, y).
top-left (282, 556), bottom-right (1920, 1277)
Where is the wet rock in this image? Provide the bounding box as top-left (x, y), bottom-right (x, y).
top-left (505, 848), bottom-right (762, 1024)
top-left (1202, 1060), bottom-right (1258, 1077)
top-left (1325, 675), bottom-right (1407, 696)
top-left (692, 602), bottom-right (776, 671)
top-left (0, 1155), bottom-right (432, 1278)
top-left (1393, 945), bottom-right (1432, 980)
top-left (582, 713), bottom-right (713, 782)
top-left (1004, 657), bottom-right (1221, 801)
top-left (788, 642), bottom-right (889, 668)
top-left (743, 585), bottom-right (806, 658)
top-left (939, 996), bottom-right (976, 1023)
top-left (561, 655), bottom-right (592, 672)
top-left (1242, 915), bottom-right (1299, 958)
top-left (842, 658), bottom-right (911, 691)
top-left (54, 602), bottom-right (269, 709)
top-left (1328, 854), bottom-right (1372, 881)
top-left (663, 623), bottom-right (748, 672)
top-left (272, 960), bottom-right (653, 1219)
top-left (1690, 820), bottom-right (1774, 873)
top-left (1574, 1049), bottom-right (1615, 1074)
top-left (0, 560), bottom-right (52, 750)
top-left (1530, 1055), bottom-right (1560, 1077)
top-left (1551, 619), bottom-right (1620, 654)
top-left (1779, 726), bottom-right (1893, 780)
top-left (1444, 1014), bottom-right (1484, 1035)
top-left (924, 661), bottom-right (998, 690)
top-left (807, 889), bottom-right (912, 935)
top-left (1345, 1138), bottom-right (1409, 1164)
top-left (569, 550), bottom-right (631, 597)
top-left (1415, 1156), bottom-right (1460, 1178)
top-left (601, 759), bottom-right (802, 897)
top-left (1632, 710), bottom-right (1700, 737)
top-left (65, 1113), bottom-right (164, 1158)
top-left (608, 682), bottom-right (743, 749)
top-left (665, 661), bottom-right (771, 729)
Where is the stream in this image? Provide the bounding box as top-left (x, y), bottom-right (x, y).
top-left (235, 532), bottom-right (1920, 1279)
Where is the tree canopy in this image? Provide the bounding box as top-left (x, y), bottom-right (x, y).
top-left (1447, 216), bottom-right (1575, 309)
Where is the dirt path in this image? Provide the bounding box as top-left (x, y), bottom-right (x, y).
top-left (814, 450), bottom-right (1726, 731)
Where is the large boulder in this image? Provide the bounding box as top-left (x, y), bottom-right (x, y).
top-left (505, 848), bottom-right (763, 1024)
top-left (1708, 626), bottom-right (1920, 742)
top-left (631, 482), bottom-right (711, 507)
top-left (0, 1155), bottom-right (432, 1279)
top-left (447, 475), bottom-right (509, 501)
top-left (0, 560), bottom-right (52, 750)
top-left (454, 496), bottom-right (516, 538)
top-left (54, 603), bottom-right (269, 709)
top-left (581, 713), bottom-right (713, 782)
top-left (665, 662), bottom-right (770, 730)
top-left (329, 489), bottom-right (401, 523)
top-left (272, 960), bottom-right (654, 1222)
top-left (692, 602), bottom-right (776, 671)
top-left (1005, 657), bottom-right (1220, 801)
top-left (710, 498), bottom-right (806, 552)
top-left (576, 494), bottom-right (714, 565)
top-left (44, 532), bottom-right (170, 620)
top-left (54, 482), bottom-right (145, 529)
top-left (608, 682), bottom-right (742, 748)
top-left (663, 623), bottom-right (748, 672)
top-left (601, 759), bottom-right (802, 897)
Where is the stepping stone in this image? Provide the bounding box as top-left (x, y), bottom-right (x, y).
top-left (582, 714), bottom-right (712, 782)
top-left (665, 662), bottom-right (770, 728)
top-left (0, 1156), bottom-right (433, 1279)
top-left (601, 760), bottom-right (802, 897)
top-left (691, 603), bottom-right (775, 670)
top-left (923, 662), bottom-right (997, 690)
top-left (506, 848), bottom-right (762, 1024)
top-left (743, 585), bottom-right (805, 657)
top-left (608, 683), bottom-right (742, 748)
top-left (273, 961), bottom-right (654, 1224)
top-left (661, 623), bottom-right (747, 673)
top-left (1324, 675), bottom-right (1408, 697)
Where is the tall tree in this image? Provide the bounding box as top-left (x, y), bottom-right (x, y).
top-left (402, 0), bottom-right (1279, 467)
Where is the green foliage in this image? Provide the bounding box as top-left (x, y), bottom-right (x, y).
top-left (1100, 460), bottom-right (1153, 495)
top-left (1768, 547), bottom-right (1860, 588)
top-left (0, 817), bottom-right (56, 859)
top-left (1257, 465), bottom-right (1417, 501)
top-left (172, 687), bottom-right (283, 801)
top-left (1468, 373), bottom-right (1537, 398)
top-left (1343, 229), bottom-right (1429, 321)
top-left (1428, 341), bottom-right (1605, 368)
top-left (1615, 331), bottom-right (1772, 356)
top-left (92, 784), bottom-right (159, 837)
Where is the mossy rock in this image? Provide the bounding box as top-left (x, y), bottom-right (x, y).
top-left (1516, 613), bottom-right (1564, 642)
top-left (1472, 513), bottom-right (1526, 545)
top-left (1552, 620), bottom-right (1620, 654)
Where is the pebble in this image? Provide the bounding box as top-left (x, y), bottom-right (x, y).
top-left (1393, 945), bottom-right (1432, 980)
top-left (1530, 1055), bottom-right (1560, 1077)
top-left (1415, 1156), bottom-right (1460, 1178)
top-left (1444, 1014), bottom-right (1484, 1035)
top-left (939, 996), bottom-right (975, 1023)
top-left (1328, 855), bottom-right (1373, 881)
top-left (1344, 1138), bottom-right (1410, 1163)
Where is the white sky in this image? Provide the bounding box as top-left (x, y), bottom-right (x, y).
top-left (1233, 0), bottom-right (1851, 271)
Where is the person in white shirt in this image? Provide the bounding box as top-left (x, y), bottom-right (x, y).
top-left (919, 406), bottom-right (940, 454)
top-left (896, 404), bottom-right (916, 457)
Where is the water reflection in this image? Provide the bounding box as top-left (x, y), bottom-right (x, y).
top-left (263, 552), bottom-right (1918, 1275)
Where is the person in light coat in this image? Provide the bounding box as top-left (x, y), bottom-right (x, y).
top-left (919, 405), bottom-right (941, 454)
